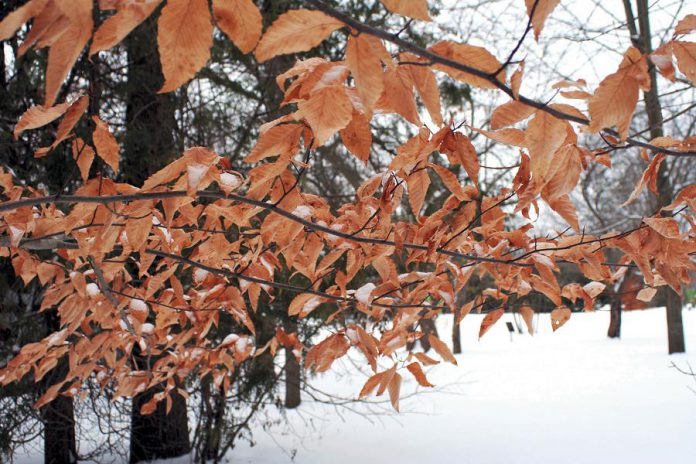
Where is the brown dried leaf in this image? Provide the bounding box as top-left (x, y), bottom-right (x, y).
top-left (255, 9), bottom-right (343, 62)
top-left (345, 34), bottom-right (385, 112)
top-left (479, 308), bottom-right (504, 339)
top-left (525, 0), bottom-right (560, 40)
top-left (550, 306), bottom-right (571, 331)
top-left (158, 0), bottom-right (213, 93)
top-left (428, 334), bottom-right (457, 365)
top-left (213, 0), bottom-right (262, 53)
top-left (518, 305), bottom-right (534, 335)
top-left (381, 0), bottom-right (431, 21)
top-left (92, 116), bottom-right (120, 173)
top-left (90, 0), bottom-right (161, 55)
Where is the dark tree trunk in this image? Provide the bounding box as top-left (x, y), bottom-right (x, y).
top-left (452, 316), bottom-right (462, 354)
top-left (626, 0), bottom-right (685, 353)
top-left (130, 383), bottom-right (190, 463)
top-left (122, 14), bottom-right (178, 187)
top-left (42, 393), bottom-right (77, 464)
top-left (607, 295), bottom-right (622, 339)
top-left (125, 15), bottom-right (190, 462)
top-left (284, 319), bottom-right (301, 409)
top-left (41, 312), bottom-right (77, 464)
top-left (666, 288), bottom-right (686, 354)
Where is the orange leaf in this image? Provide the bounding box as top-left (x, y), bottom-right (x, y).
top-left (402, 53), bottom-right (443, 126)
top-left (413, 351), bottom-right (440, 366)
top-left (297, 86), bottom-right (353, 146)
top-left (643, 217), bottom-right (680, 239)
top-left (636, 287), bottom-right (657, 302)
top-left (376, 66), bottom-right (420, 125)
top-left (491, 100), bottom-right (535, 129)
top-left (525, 111), bottom-right (567, 184)
top-left (428, 334), bottom-right (457, 365)
top-left (622, 154), bottom-right (665, 206)
top-left (92, 116), bottom-right (120, 173)
top-left (89, 0), bottom-right (161, 55)
top-left (387, 372), bottom-right (402, 411)
top-left (510, 61), bottom-right (525, 99)
top-left (550, 306), bottom-right (571, 331)
top-left (406, 362), bottom-right (434, 387)
top-left (34, 96), bottom-right (90, 157)
top-left (288, 293), bottom-right (324, 317)
top-left (472, 126), bottom-right (526, 147)
top-left (158, 0), bottom-right (213, 93)
top-left (255, 9), bottom-right (344, 62)
top-left (525, 0), bottom-right (560, 40)
top-left (674, 14), bottom-right (696, 35)
top-left (340, 110), bottom-right (372, 164)
top-left (479, 308), bottom-right (504, 339)
top-left (672, 41), bottom-right (696, 85)
top-left (429, 164), bottom-right (470, 201)
top-left (13, 101), bottom-right (71, 139)
top-left (588, 47), bottom-right (649, 140)
top-left (381, 0), bottom-right (431, 21)
top-left (0, 0), bottom-right (50, 42)
top-left (72, 139), bottom-right (95, 183)
top-left (428, 41), bottom-right (505, 89)
top-left (213, 0), bottom-right (262, 54)
top-left (518, 306), bottom-right (534, 335)
top-left (406, 168), bottom-right (430, 216)
top-left (245, 123), bottom-right (303, 163)
top-left (44, 0), bottom-right (93, 106)
top-left (345, 34), bottom-right (385, 112)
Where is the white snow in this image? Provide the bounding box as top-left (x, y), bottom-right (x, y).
top-left (355, 283), bottom-right (376, 305)
top-left (292, 205), bottom-right (313, 219)
top-left (220, 172), bottom-right (242, 190)
top-left (128, 298), bottom-right (148, 314)
top-left (85, 283), bottom-right (100, 297)
top-left (226, 307), bottom-right (696, 464)
top-left (186, 163), bottom-right (208, 190)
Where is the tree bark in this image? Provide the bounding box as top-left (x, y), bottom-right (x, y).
top-left (607, 292), bottom-right (622, 339)
top-left (41, 312), bottom-right (77, 464)
top-left (130, 383), bottom-right (190, 463)
top-left (452, 312), bottom-right (462, 354)
top-left (124, 15), bottom-right (190, 462)
top-left (628, 0), bottom-right (685, 353)
top-left (284, 319), bottom-right (301, 409)
top-left (122, 15), bottom-right (178, 187)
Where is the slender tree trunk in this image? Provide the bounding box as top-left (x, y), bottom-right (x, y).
top-left (623, 0), bottom-right (685, 352)
top-left (607, 292), bottom-right (622, 339)
top-left (284, 319), bottom-right (301, 409)
top-left (452, 311), bottom-right (462, 354)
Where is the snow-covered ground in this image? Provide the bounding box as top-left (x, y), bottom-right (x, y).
top-left (227, 307), bottom-right (696, 464)
top-left (15, 307), bottom-right (696, 463)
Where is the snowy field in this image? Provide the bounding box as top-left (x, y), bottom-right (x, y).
top-left (230, 307), bottom-right (696, 464)
top-left (16, 307), bottom-right (696, 463)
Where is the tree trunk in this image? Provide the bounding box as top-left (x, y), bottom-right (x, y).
top-left (130, 383), bottom-right (190, 463)
top-left (42, 393), bottom-right (77, 464)
top-left (666, 288), bottom-right (686, 354)
top-left (628, 0), bottom-right (685, 353)
top-left (284, 319), bottom-right (301, 409)
top-left (41, 312), bottom-right (77, 464)
top-left (122, 15), bottom-right (178, 187)
top-left (124, 15), bottom-right (190, 462)
top-left (452, 315), bottom-right (462, 354)
top-left (607, 295), bottom-right (622, 339)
